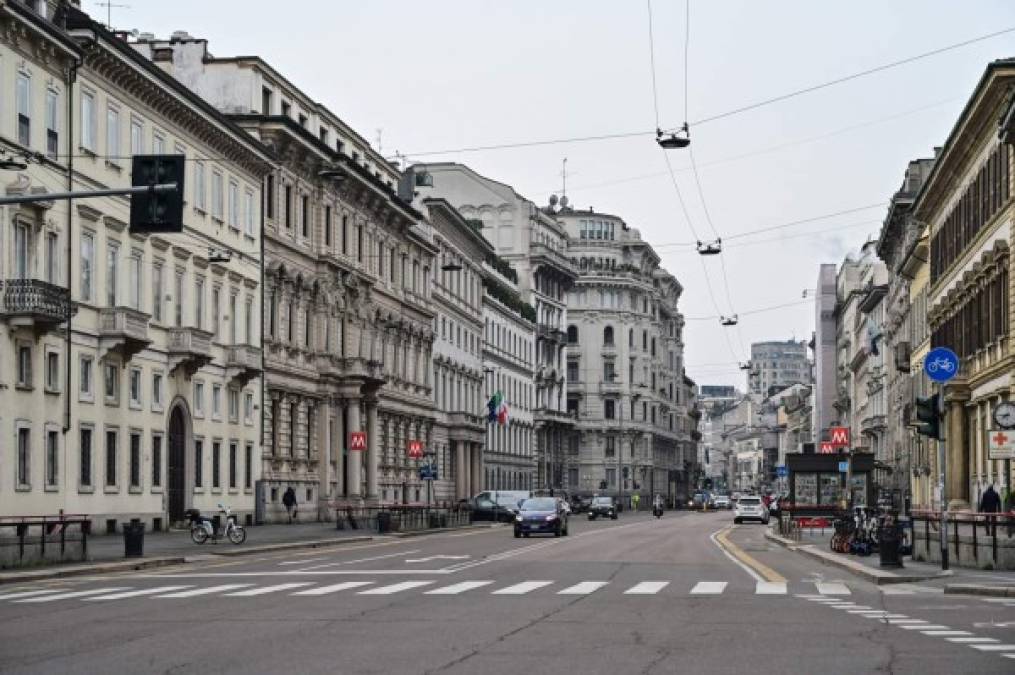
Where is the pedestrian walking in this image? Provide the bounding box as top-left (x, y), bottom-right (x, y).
top-left (632, 493), bottom-right (640, 512)
top-left (283, 486), bottom-right (298, 524)
top-left (980, 484), bottom-right (1001, 536)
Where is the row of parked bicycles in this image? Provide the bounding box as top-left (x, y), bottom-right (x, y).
top-left (830, 507), bottom-right (912, 557)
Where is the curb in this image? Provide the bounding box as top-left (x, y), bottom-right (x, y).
top-left (0, 556), bottom-right (186, 585)
top-left (764, 528), bottom-right (950, 585)
top-left (944, 584), bottom-right (1015, 598)
top-left (387, 524), bottom-right (502, 538)
top-left (203, 535), bottom-right (374, 556)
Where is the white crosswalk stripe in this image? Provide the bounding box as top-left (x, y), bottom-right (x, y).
top-left (0, 589), bottom-right (62, 601)
top-left (946, 637), bottom-right (999, 644)
top-left (900, 624), bottom-right (949, 630)
top-left (292, 582), bottom-right (374, 596)
top-left (156, 584), bottom-right (253, 598)
top-left (87, 586), bottom-right (193, 600)
top-left (755, 582), bottom-right (787, 595)
top-left (816, 582), bottom-right (850, 595)
top-left (557, 581), bottom-right (608, 595)
top-left (625, 582), bottom-right (670, 595)
top-left (15, 588), bottom-right (130, 603)
top-left (969, 644), bottom-right (1015, 651)
top-left (425, 581), bottom-right (494, 595)
top-left (358, 581), bottom-right (434, 595)
top-left (224, 583), bottom-right (314, 597)
top-left (492, 581), bottom-right (553, 595)
top-left (690, 582), bottom-right (727, 595)
top-left (878, 586), bottom-right (916, 595)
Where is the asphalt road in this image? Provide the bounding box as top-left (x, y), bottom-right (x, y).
top-left (1, 510), bottom-right (1013, 674)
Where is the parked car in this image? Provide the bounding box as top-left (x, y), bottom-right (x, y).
top-left (713, 494), bottom-right (731, 509)
top-left (588, 496), bottom-right (618, 520)
top-left (733, 495), bottom-right (769, 524)
top-left (468, 495), bottom-right (517, 522)
top-left (514, 497), bottom-right (569, 538)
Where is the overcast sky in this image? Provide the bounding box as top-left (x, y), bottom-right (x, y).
top-left (87, 0), bottom-right (1015, 388)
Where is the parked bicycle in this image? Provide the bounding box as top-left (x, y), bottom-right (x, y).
top-left (186, 504), bottom-right (247, 545)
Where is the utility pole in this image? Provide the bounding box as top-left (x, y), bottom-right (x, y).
top-left (938, 384), bottom-right (949, 570)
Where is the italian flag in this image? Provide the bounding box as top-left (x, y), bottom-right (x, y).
top-left (487, 391), bottom-right (509, 426)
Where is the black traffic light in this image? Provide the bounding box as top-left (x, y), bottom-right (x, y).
top-left (915, 393), bottom-right (941, 440)
top-left (130, 154), bottom-right (185, 233)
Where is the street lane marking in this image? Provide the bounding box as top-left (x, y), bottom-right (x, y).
top-left (279, 558), bottom-right (326, 566)
top-left (492, 581), bottom-right (553, 595)
top-left (755, 581), bottom-right (786, 595)
top-left (557, 581), bottom-right (608, 595)
top-left (297, 550), bottom-right (422, 571)
top-left (900, 624), bottom-right (949, 630)
top-left (406, 555), bottom-right (469, 564)
top-left (224, 583), bottom-right (314, 596)
top-left (945, 637), bottom-right (998, 644)
top-left (816, 582), bottom-right (851, 595)
top-left (86, 586), bottom-right (192, 600)
top-left (879, 586), bottom-right (916, 595)
top-left (969, 644), bottom-right (1015, 651)
top-left (625, 582), bottom-right (670, 595)
top-left (886, 619), bottom-right (927, 625)
top-left (713, 527), bottom-right (786, 584)
top-left (0, 589), bottom-right (61, 601)
top-left (827, 603), bottom-right (856, 608)
top-left (358, 581), bottom-right (435, 595)
top-left (15, 587), bottom-right (129, 603)
top-left (425, 581), bottom-right (495, 595)
top-left (922, 631), bottom-right (972, 636)
top-left (690, 582), bottom-right (727, 595)
top-left (291, 582), bottom-right (374, 596)
top-left (155, 584), bottom-right (252, 598)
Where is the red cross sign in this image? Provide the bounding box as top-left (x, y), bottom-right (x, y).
top-left (988, 429), bottom-right (1015, 460)
top-left (349, 431), bottom-right (367, 451)
top-left (993, 432), bottom-right (1009, 446)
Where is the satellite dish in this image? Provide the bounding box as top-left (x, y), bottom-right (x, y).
top-left (549, 194), bottom-right (559, 207)
top-left (560, 195), bottom-right (569, 208)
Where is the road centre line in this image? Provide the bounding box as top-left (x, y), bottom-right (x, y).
top-left (294, 549), bottom-right (421, 571)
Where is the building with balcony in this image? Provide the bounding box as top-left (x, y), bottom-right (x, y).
top-left (409, 163), bottom-right (577, 491)
top-left (144, 33), bottom-right (437, 518)
top-left (917, 59), bottom-right (1014, 510)
top-left (0, 3), bottom-right (272, 528)
top-left (554, 207), bottom-right (691, 503)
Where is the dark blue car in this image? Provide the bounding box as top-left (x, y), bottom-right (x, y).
top-left (514, 497), bottom-right (569, 538)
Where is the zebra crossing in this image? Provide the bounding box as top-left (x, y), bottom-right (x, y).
top-left (0, 578), bottom-right (954, 605)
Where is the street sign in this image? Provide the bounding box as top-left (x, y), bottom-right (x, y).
top-left (418, 463), bottom-right (438, 480)
top-left (407, 440), bottom-right (424, 459)
top-left (828, 427), bottom-right (850, 447)
top-left (923, 347), bottom-right (959, 383)
top-left (838, 461), bottom-right (849, 473)
top-left (776, 465), bottom-right (788, 478)
top-left (349, 431), bottom-right (367, 451)
top-left (819, 442), bottom-right (835, 454)
top-left (988, 429), bottom-right (1015, 460)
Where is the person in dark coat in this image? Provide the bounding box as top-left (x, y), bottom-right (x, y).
top-left (980, 484), bottom-right (1001, 536)
top-left (282, 486), bottom-right (298, 524)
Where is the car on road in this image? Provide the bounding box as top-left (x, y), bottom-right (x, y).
top-left (712, 494), bottom-right (731, 509)
top-left (514, 497), bottom-right (569, 538)
top-left (587, 496), bottom-right (618, 520)
top-left (468, 492), bottom-right (529, 522)
top-left (733, 495), bottom-right (769, 524)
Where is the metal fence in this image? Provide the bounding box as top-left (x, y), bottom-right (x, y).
top-left (332, 505), bottom-right (472, 533)
top-left (0, 514), bottom-right (91, 568)
top-left (910, 510), bottom-right (1015, 568)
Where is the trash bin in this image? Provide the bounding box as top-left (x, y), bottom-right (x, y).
top-left (878, 519), bottom-right (904, 569)
top-left (123, 520), bottom-right (145, 558)
top-left (376, 511), bottom-right (391, 534)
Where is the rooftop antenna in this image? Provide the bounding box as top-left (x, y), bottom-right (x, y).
top-left (561, 157), bottom-right (568, 201)
top-left (96, 1), bottom-right (129, 30)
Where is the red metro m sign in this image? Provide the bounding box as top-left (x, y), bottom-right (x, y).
top-left (349, 432), bottom-right (367, 451)
top-left (828, 426), bottom-right (850, 448)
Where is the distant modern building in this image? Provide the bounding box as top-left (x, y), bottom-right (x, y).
top-left (812, 264), bottom-right (838, 442)
top-left (699, 385), bottom-right (737, 400)
top-left (748, 340), bottom-right (810, 397)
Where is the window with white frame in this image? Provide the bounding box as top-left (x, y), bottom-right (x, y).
top-left (106, 105), bottom-right (120, 160)
top-left (152, 372), bottom-right (163, 409)
top-left (16, 72), bottom-right (31, 147)
top-left (194, 161), bottom-right (206, 211)
top-left (104, 428), bottom-right (118, 487)
top-left (152, 262), bottom-right (163, 322)
top-left (229, 292), bottom-right (238, 344)
top-left (81, 90), bottom-right (96, 151)
top-left (244, 296), bottom-right (253, 344)
top-left (16, 344), bottom-right (32, 388)
top-left (79, 355), bottom-right (93, 399)
top-left (174, 270), bottom-right (183, 326)
top-left (244, 189), bottom-right (254, 236)
top-left (152, 132), bottom-right (165, 155)
top-left (46, 429), bottom-right (59, 488)
top-left (13, 220), bottom-right (29, 279)
top-left (228, 388), bottom-right (239, 422)
top-left (244, 391), bottom-right (253, 424)
top-left (129, 431), bottom-right (142, 489)
top-left (106, 242), bottom-right (119, 307)
top-left (212, 383), bottom-right (222, 419)
top-left (45, 350), bottom-right (59, 392)
top-left (211, 171), bottom-right (224, 219)
top-left (130, 117), bottom-right (143, 155)
top-left (104, 362), bottom-right (118, 404)
top-left (16, 425), bottom-right (30, 487)
top-left (45, 89), bottom-right (58, 159)
top-left (79, 426), bottom-right (93, 488)
top-left (194, 380), bottom-right (204, 416)
top-left (211, 287), bottom-right (220, 340)
top-left (151, 433), bottom-right (163, 488)
top-left (128, 250), bottom-right (141, 310)
top-left (45, 231), bottom-right (58, 284)
top-left (80, 232), bottom-right (94, 302)
top-left (194, 277), bottom-right (205, 329)
top-left (228, 181), bottom-right (239, 229)
top-left (129, 367), bottom-right (142, 408)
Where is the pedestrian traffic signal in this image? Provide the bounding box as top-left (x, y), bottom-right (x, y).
top-left (130, 154), bottom-right (185, 233)
top-left (914, 393), bottom-right (941, 440)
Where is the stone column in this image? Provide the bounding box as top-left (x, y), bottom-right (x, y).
top-left (471, 442), bottom-right (482, 495)
top-left (318, 398), bottom-right (332, 509)
top-left (334, 398), bottom-right (345, 498)
top-left (347, 396), bottom-right (362, 500)
top-left (946, 389), bottom-right (971, 510)
top-left (366, 396), bottom-right (379, 501)
top-left (455, 441), bottom-right (466, 500)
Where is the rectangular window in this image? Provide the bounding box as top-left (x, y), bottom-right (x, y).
top-left (81, 91), bottom-right (96, 151)
top-left (129, 367), bottom-right (141, 407)
top-left (130, 117), bottom-right (143, 155)
top-left (244, 392), bottom-right (253, 424)
top-left (80, 428), bottom-right (92, 487)
top-left (17, 345), bottom-right (32, 387)
top-left (152, 262), bottom-right (163, 322)
top-left (194, 278), bottom-right (204, 329)
top-left (212, 441), bottom-right (221, 488)
top-left (228, 389), bottom-right (239, 422)
top-left (230, 293), bottom-right (238, 344)
top-left (80, 356), bottom-right (93, 397)
top-left (104, 362), bottom-right (118, 403)
top-left (129, 432), bottom-right (141, 488)
top-left (46, 351), bottom-right (59, 391)
top-left (106, 242), bottom-right (119, 307)
top-left (46, 231), bottom-right (58, 284)
top-left (244, 190), bottom-right (255, 236)
top-left (209, 172), bottom-right (224, 220)
top-left (42, 430), bottom-right (59, 487)
top-left (341, 215), bottom-right (348, 254)
top-left (80, 233), bottom-right (94, 302)
top-left (284, 185), bottom-right (292, 229)
top-left (105, 429), bottom-right (117, 487)
top-left (212, 384), bottom-right (222, 418)
top-left (14, 222), bottom-right (28, 279)
top-left (229, 442), bottom-right (237, 489)
top-left (45, 90), bottom-right (58, 159)
top-left (265, 174), bottom-right (275, 219)
top-left (194, 161), bottom-right (206, 211)
top-left (301, 195), bottom-right (309, 238)
top-left (604, 399), bottom-right (615, 420)
top-left (357, 225), bottom-right (363, 262)
top-left (324, 206), bottom-right (332, 246)
top-left (16, 427), bottom-right (30, 486)
top-left (16, 73), bottom-right (30, 146)
top-left (228, 181), bottom-right (239, 229)
top-left (152, 372), bottom-right (163, 408)
top-left (262, 86), bottom-right (272, 114)
top-left (244, 443), bottom-right (253, 489)
top-left (106, 106), bottom-right (119, 159)
top-left (152, 133), bottom-right (165, 155)
top-left (152, 434), bottom-right (162, 487)
top-left (211, 287), bottom-right (220, 340)
top-left (174, 271), bottom-right (183, 327)
top-left (194, 440), bottom-right (204, 488)
top-left (245, 296), bottom-right (253, 344)
top-left (194, 381), bottom-right (204, 415)
top-left (128, 251), bottom-right (141, 310)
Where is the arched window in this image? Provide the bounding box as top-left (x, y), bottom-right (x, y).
top-left (567, 325), bottom-right (578, 343)
top-left (603, 325), bottom-right (614, 346)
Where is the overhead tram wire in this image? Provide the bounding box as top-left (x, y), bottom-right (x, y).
top-left (683, 298), bottom-right (812, 321)
top-left (402, 26), bottom-right (1015, 157)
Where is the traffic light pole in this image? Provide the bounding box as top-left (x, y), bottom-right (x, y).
top-left (0, 182), bottom-right (177, 206)
top-left (938, 384), bottom-right (949, 571)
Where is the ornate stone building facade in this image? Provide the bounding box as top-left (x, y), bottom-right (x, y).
top-left (1, 3), bottom-right (271, 527)
top-left (147, 37), bottom-right (437, 519)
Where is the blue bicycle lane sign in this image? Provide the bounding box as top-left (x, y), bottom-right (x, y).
top-left (923, 347), bottom-right (959, 383)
